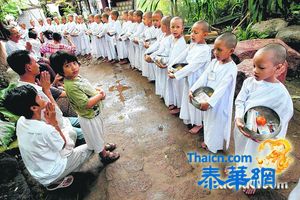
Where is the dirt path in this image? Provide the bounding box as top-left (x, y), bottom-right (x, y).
top-left (77, 61), bottom-right (300, 200)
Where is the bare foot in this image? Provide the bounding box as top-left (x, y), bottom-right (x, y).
top-left (189, 125), bottom-right (203, 135)
top-left (170, 108), bottom-right (180, 115)
top-left (201, 142), bottom-right (208, 150)
top-left (168, 105), bottom-right (176, 110)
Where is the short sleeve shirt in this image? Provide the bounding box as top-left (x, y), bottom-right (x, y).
top-left (64, 76), bottom-right (101, 119)
top-left (16, 117), bottom-right (67, 185)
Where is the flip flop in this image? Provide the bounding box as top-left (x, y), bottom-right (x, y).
top-left (105, 143), bottom-right (117, 152)
top-left (46, 175), bottom-right (74, 191)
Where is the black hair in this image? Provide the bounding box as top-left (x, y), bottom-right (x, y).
top-left (3, 85), bottom-right (38, 119)
top-left (7, 50), bottom-right (31, 75)
top-left (50, 51), bottom-right (79, 76)
top-left (4, 25), bottom-right (15, 38)
top-left (52, 32), bottom-right (62, 41)
top-left (43, 30), bottom-right (53, 40)
top-left (28, 30), bottom-right (37, 39)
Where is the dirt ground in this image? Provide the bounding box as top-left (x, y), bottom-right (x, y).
top-left (70, 59), bottom-right (300, 200)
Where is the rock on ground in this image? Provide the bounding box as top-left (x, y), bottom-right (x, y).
top-left (234, 39), bottom-right (300, 72)
top-left (251, 18), bottom-right (288, 37)
top-left (276, 25), bottom-right (300, 51)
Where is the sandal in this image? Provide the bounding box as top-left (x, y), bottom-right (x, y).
top-left (100, 150), bottom-right (120, 165)
top-left (46, 175), bottom-right (74, 191)
top-left (105, 143), bottom-right (117, 151)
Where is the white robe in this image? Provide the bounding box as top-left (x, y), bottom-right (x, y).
top-left (172, 43), bottom-right (211, 125)
top-left (130, 22), bottom-right (145, 69)
top-left (88, 22), bottom-right (98, 57)
top-left (234, 77), bottom-right (293, 171)
top-left (65, 21), bottom-right (79, 54)
top-left (140, 26), bottom-right (156, 79)
top-left (72, 23), bottom-right (82, 55)
top-left (126, 22), bottom-right (137, 67)
top-left (59, 23), bottom-right (68, 45)
top-left (106, 20), bottom-right (118, 60)
top-left (164, 36), bottom-right (187, 107)
top-left (143, 28), bottom-right (164, 81)
top-left (78, 23), bottom-right (91, 55)
top-left (116, 20), bottom-right (128, 59)
top-left (191, 59), bottom-right (237, 153)
top-left (149, 34), bottom-right (173, 98)
top-left (96, 23), bottom-right (109, 58)
top-left (120, 21), bottom-right (132, 59)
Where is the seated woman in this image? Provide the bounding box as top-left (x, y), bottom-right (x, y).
top-left (40, 32), bottom-right (76, 58)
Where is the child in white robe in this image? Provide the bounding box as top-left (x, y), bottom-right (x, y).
top-left (105, 10), bottom-right (121, 64)
top-left (168, 21), bottom-right (211, 134)
top-left (73, 17), bottom-right (82, 55)
top-left (86, 15), bottom-right (98, 58)
top-left (190, 33), bottom-right (238, 153)
top-left (106, 10), bottom-right (121, 63)
top-left (118, 11), bottom-right (129, 64)
top-left (99, 14), bottom-right (110, 61)
top-left (146, 10), bottom-right (164, 81)
top-left (60, 17), bottom-right (68, 45)
top-left (145, 16), bottom-right (172, 98)
top-left (77, 15), bottom-right (91, 56)
top-left (131, 10), bottom-right (145, 70)
top-left (234, 44), bottom-right (293, 195)
top-left (140, 12), bottom-right (156, 78)
top-left (64, 15), bottom-right (79, 55)
top-left (84, 15), bottom-right (95, 59)
top-left (90, 15), bottom-right (103, 59)
top-left (123, 10), bottom-right (137, 67)
top-left (165, 17), bottom-right (187, 110)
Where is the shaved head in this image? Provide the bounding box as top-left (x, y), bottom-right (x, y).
top-left (257, 43), bottom-right (287, 65)
top-left (153, 10), bottom-right (163, 18)
top-left (194, 20), bottom-right (210, 32)
top-left (161, 16), bottom-right (172, 27)
top-left (171, 16), bottom-right (184, 26)
top-left (144, 11), bottom-right (152, 18)
top-left (216, 32), bottom-right (237, 49)
top-left (128, 10), bottom-right (135, 16)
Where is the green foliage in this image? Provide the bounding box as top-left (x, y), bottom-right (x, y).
top-left (135, 0), bottom-right (298, 29)
top-left (137, 0), bottom-right (161, 12)
top-left (0, 120), bottom-right (16, 148)
top-left (247, 0), bottom-right (292, 23)
top-left (235, 22), bottom-right (269, 41)
top-left (0, 0), bottom-right (21, 21)
top-left (289, 2), bottom-right (300, 24)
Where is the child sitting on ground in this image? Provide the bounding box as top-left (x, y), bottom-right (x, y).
top-left (50, 51), bottom-right (120, 165)
top-left (190, 32), bottom-right (238, 153)
top-left (234, 43), bottom-right (293, 195)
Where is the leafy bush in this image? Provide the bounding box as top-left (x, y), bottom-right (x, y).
top-left (235, 22), bottom-right (269, 41)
